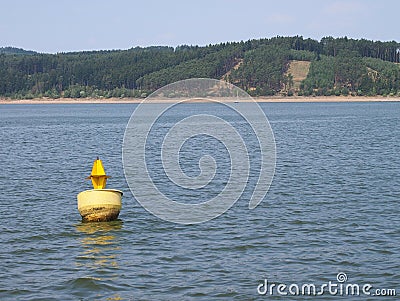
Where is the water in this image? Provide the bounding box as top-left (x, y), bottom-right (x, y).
top-left (0, 102), bottom-right (399, 300)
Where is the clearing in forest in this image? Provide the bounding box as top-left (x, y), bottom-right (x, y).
top-left (286, 60), bottom-right (311, 90)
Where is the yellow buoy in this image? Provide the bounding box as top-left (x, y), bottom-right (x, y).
top-left (77, 157), bottom-right (123, 222)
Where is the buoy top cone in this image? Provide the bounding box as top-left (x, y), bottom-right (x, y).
top-left (86, 157), bottom-right (110, 189)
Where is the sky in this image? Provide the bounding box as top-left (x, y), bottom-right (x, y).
top-left (1, 0), bottom-right (400, 53)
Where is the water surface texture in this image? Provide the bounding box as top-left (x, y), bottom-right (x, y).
top-left (0, 102), bottom-right (399, 300)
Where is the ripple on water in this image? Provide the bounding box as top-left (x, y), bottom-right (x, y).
top-left (0, 103), bottom-right (399, 300)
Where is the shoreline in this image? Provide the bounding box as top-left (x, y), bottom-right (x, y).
top-left (1, 96), bottom-right (400, 104)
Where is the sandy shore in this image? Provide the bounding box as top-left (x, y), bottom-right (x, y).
top-left (1, 96), bottom-right (400, 104)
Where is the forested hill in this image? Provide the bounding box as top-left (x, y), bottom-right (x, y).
top-left (0, 47), bottom-right (37, 56)
top-left (2, 36), bottom-right (400, 99)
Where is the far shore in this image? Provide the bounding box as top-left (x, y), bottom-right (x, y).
top-left (1, 96), bottom-right (400, 104)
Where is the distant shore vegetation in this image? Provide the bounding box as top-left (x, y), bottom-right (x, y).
top-left (2, 36), bottom-right (400, 99)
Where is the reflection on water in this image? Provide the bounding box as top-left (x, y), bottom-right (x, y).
top-left (75, 220), bottom-right (123, 234)
top-left (75, 220), bottom-right (123, 274)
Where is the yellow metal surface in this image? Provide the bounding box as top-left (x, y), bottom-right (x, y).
top-left (78, 158), bottom-right (123, 222)
top-left (86, 158), bottom-right (110, 189)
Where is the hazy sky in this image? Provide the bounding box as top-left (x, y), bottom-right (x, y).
top-left (1, 0), bottom-right (399, 53)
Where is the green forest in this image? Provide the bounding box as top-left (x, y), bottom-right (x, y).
top-left (1, 36), bottom-right (400, 99)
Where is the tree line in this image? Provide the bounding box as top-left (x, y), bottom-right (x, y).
top-left (1, 36), bottom-right (400, 98)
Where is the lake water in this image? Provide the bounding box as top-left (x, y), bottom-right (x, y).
top-left (0, 102), bottom-right (399, 300)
